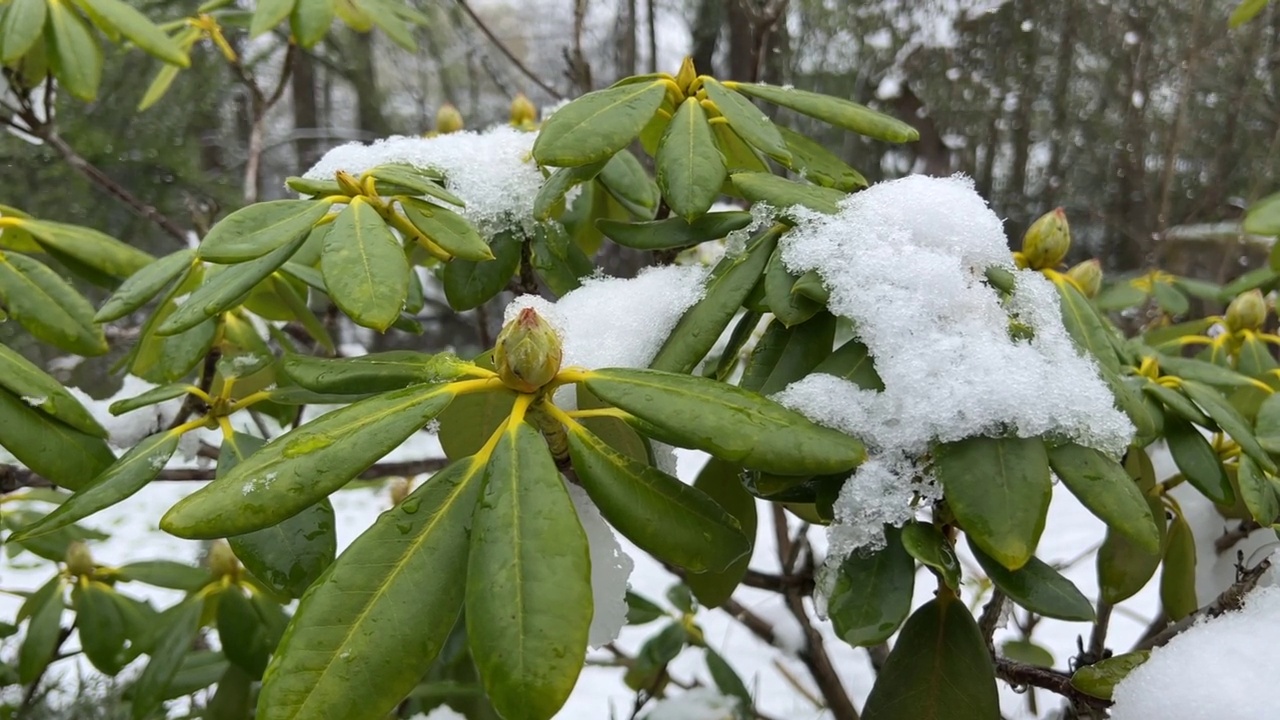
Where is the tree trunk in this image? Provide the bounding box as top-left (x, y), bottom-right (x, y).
top-left (690, 0), bottom-right (723, 75)
top-left (291, 50), bottom-right (321, 171)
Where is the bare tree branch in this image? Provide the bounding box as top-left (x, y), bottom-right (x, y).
top-left (454, 0), bottom-right (565, 100)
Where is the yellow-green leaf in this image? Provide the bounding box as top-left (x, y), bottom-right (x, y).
top-left (78, 0), bottom-right (189, 65)
top-left (0, 0), bottom-right (47, 63)
top-left (200, 200), bottom-right (330, 264)
top-left (320, 198), bottom-right (409, 331)
top-left (1047, 443), bottom-right (1160, 554)
top-left (47, 0), bottom-right (103, 101)
top-left (533, 81), bottom-right (668, 167)
top-left (727, 81), bottom-right (919, 144)
top-left (0, 342), bottom-right (105, 437)
top-left (656, 97), bottom-right (726, 221)
top-left (703, 78), bottom-right (790, 163)
top-left (0, 252), bottom-right (106, 355)
top-left (250, 0), bottom-right (296, 37)
top-left (400, 198), bottom-right (492, 261)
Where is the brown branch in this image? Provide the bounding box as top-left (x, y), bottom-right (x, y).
top-left (995, 657), bottom-right (1111, 712)
top-left (977, 589), bottom-right (1006, 654)
top-left (1215, 519), bottom-right (1262, 553)
top-left (455, 0), bottom-right (564, 100)
top-left (720, 597), bottom-right (778, 646)
top-left (1134, 554), bottom-right (1272, 652)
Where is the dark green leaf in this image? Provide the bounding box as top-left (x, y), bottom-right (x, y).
top-left (625, 591), bottom-right (666, 625)
top-left (703, 79), bottom-right (789, 162)
top-left (442, 231), bottom-right (522, 311)
top-left (1180, 379), bottom-right (1277, 472)
top-left (0, 342), bottom-right (105, 436)
top-left (730, 172), bottom-right (843, 214)
top-left (764, 248), bottom-right (822, 327)
top-left (625, 622), bottom-right (687, 691)
top-left (597, 150), bottom-right (661, 218)
top-left (530, 223), bottom-right (592, 297)
top-left (321, 198), bottom-right (409, 331)
top-left (116, 561), bottom-right (211, 591)
top-left (1055, 280), bottom-right (1121, 373)
top-left (200, 200), bottom-right (330, 264)
top-left (597, 212), bottom-right (752, 251)
top-left (47, 0), bottom-right (102, 100)
top-left (95, 249), bottom-right (195, 322)
top-left (775, 125), bottom-right (867, 191)
top-left (827, 526), bottom-right (913, 646)
top-left (970, 541), bottom-right (1094, 621)
top-left (281, 350), bottom-right (471, 395)
top-left (901, 521), bottom-right (960, 591)
top-left (401, 198), bottom-right (492, 262)
top-left (1047, 443), bottom-right (1160, 554)
top-left (532, 161), bottom-right (608, 221)
top-left (813, 336), bottom-right (883, 390)
top-left (1165, 416), bottom-right (1233, 505)
top-left (17, 578), bottom-right (65, 684)
top-left (686, 458), bottom-right (757, 608)
top-left (131, 598), bottom-right (204, 720)
top-left (1160, 515), bottom-right (1198, 621)
top-left (656, 97), bottom-right (727, 220)
top-left (1071, 651), bottom-right (1150, 700)
top-left (1237, 455), bottom-right (1280, 524)
top-left (73, 580), bottom-right (128, 674)
top-left (0, 252), bottom-right (106, 355)
top-left (0, 387), bottom-right (115, 491)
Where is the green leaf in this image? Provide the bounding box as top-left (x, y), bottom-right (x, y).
top-left (566, 421), bottom-right (749, 573)
top-left (18, 578), bottom-right (65, 684)
top-left (597, 211), bottom-right (752, 251)
top-left (1002, 640), bottom-right (1054, 668)
top-left (1156, 353), bottom-right (1260, 388)
top-left (775, 124), bottom-right (867, 191)
top-left (709, 120), bottom-right (769, 176)
top-left (8, 431), bottom-right (179, 543)
top-left (438, 388), bottom-right (517, 461)
top-left (1238, 455), bottom-right (1280, 524)
top-left (95, 249), bottom-right (195, 322)
top-left (131, 302), bottom-right (218, 383)
top-left (583, 367), bottom-right (865, 476)
top-left (1160, 514), bottom-right (1198, 621)
top-left (157, 230), bottom-right (309, 336)
top-left (1055, 280), bottom-right (1121, 373)
top-left (290, 0), bottom-right (334, 47)
top-left (1047, 443), bottom-right (1160, 554)
top-left (656, 97), bottom-right (726, 221)
top-left (131, 598), bottom-right (204, 720)
top-left (530, 223), bottom-right (592, 297)
top-left (1151, 281), bottom-right (1189, 316)
top-left (0, 0), bottom-right (47, 63)
top-left (742, 314), bottom-right (836, 396)
top-left (827, 526), bottom-right (913, 646)
top-left (467, 422), bottom-right (591, 720)
top-left (935, 436), bottom-right (1051, 570)
top-left (357, 0), bottom-right (418, 50)
top-left (703, 79), bottom-right (789, 162)
top-left (215, 586), bottom-right (273, 678)
top-left (1180, 380), bottom-right (1277, 473)
top-left (1165, 416), bottom-right (1233, 505)
top-left (1144, 379), bottom-right (1213, 427)
top-left (21, 219), bottom-right (153, 279)
top-left (533, 81), bottom-right (668, 166)
top-left (78, 0), bottom-right (189, 65)
top-left (442, 230), bottom-right (522, 311)
top-left (860, 595), bottom-right (999, 720)
top-left (1256, 392), bottom-right (1280, 453)
top-left (0, 387), bottom-right (115, 491)
top-left (625, 622), bottom-right (687, 690)
top-left (401, 198), bottom-right (492, 261)
top-left (47, 0), bottom-right (102, 100)
top-left (597, 150), bottom-right (661, 218)
top-left (250, 0), bottom-right (296, 37)
top-left (813, 336), bottom-right (884, 390)
top-left (207, 664), bottom-right (253, 720)
top-left (684, 458), bottom-right (756, 608)
top-left (1097, 455), bottom-right (1164, 605)
top-left (970, 541), bottom-right (1094, 621)
top-left (161, 383), bottom-right (459, 538)
top-left (704, 647), bottom-right (753, 713)
top-left (0, 252), bottom-right (106, 355)
top-left (625, 591), bottom-right (666, 625)
top-left (730, 172), bottom-right (844, 214)
top-left (108, 383), bottom-right (190, 417)
top-left (1230, 0), bottom-right (1272, 27)
top-left (320, 198), bottom-right (409, 331)
top-left (1244, 190), bottom-right (1280, 234)
top-left (281, 350), bottom-right (471, 395)
top-left (727, 82), bottom-right (919, 143)
top-left (650, 225), bottom-right (781, 373)
top-left (116, 561), bottom-right (211, 591)
top-left (256, 456), bottom-right (483, 720)
top-left (900, 521), bottom-right (960, 591)
top-left (532, 161), bottom-right (608, 221)
top-left (219, 433), bottom-right (335, 598)
top-left (138, 58), bottom-right (184, 112)
top-left (1071, 651), bottom-right (1150, 700)
top-left (0, 343), bottom-right (105, 437)
top-left (711, 309), bottom-right (763, 382)
top-left (764, 247), bottom-right (822, 327)
top-left (200, 200), bottom-right (329, 264)
top-left (73, 580), bottom-right (129, 674)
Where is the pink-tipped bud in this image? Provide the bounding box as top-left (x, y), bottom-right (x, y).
top-left (495, 308), bottom-right (563, 393)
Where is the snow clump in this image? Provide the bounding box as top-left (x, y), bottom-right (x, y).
top-left (773, 174), bottom-right (1132, 563)
top-left (641, 687), bottom-right (740, 720)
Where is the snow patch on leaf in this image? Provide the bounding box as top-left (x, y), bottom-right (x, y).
top-left (566, 482), bottom-right (634, 648)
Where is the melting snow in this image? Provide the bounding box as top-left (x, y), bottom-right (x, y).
top-left (641, 688), bottom-right (740, 720)
top-left (567, 483), bottom-right (634, 647)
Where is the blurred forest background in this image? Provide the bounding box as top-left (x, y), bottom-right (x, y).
top-left (3, 0), bottom-right (1278, 377)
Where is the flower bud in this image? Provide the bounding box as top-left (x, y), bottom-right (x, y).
top-left (389, 477), bottom-right (412, 506)
top-left (675, 57), bottom-right (697, 95)
top-left (510, 93), bottom-right (537, 127)
top-left (65, 541), bottom-right (95, 577)
top-left (1021, 208), bottom-right (1071, 270)
top-left (435, 103), bottom-right (464, 134)
top-left (335, 170), bottom-right (363, 197)
top-left (1226, 289), bottom-right (1268, 333)
top-left (494, 307), bottom-right (563, 393)
top-left (1066, 259), bottom-right (1103, 298)
top-left (207, 540), bottom-right (239, 579)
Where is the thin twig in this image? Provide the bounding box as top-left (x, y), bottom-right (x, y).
top-left (994, 657), bottom-right (1111, 712)
top-left (1135, 555), bottom-right (1272, 651)
top-left (977, 589), bottom-right (1006, 654)
top-left (1215, 519), bottom-right (1262, 553)
top-left (454, 0), bottom-right (564, 100)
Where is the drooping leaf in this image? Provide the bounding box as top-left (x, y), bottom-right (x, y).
top-left (0, 0), bottom-right (46, 63)
top-left (827, 526), bottom-right (913, 646)
top-left (281, 351), bottom-right (472, 395)
top-left (95, 249), bottom-right (195, 322)
top-left (0, 252), bottom-right (106, 355)
top-left (161, 382), bottom-right (461, 538)
top-left (741, 314), bottom-right (836, 396)
top-left (116, 561), bottom-right (211, 592)
top-left (935, 436), bottom-right (1051, 570)
top-left (900, 521), bottom-right (960, 591)
top-left (703, 79), bottom-right (790, 162)
top-left (596, 149), bottom-right (661, 219)
top-left (775, 124), bottom-right (867, 191)
top-left (529, 223), bottom-right (593, 297)
top-left (582, 367), bottom-right (865, 476)
top-left (256, 456), bottom-right (484, 720)
top-left (533, 81), bottom-right (668, 166)
top-left (467, 422), bottom-right (592, 720)
top-left (685, 458), bottom-right (757, 608)
top-left (763, 248), bottom-right (823, 327)
top-left (969, 541), bottom-right (1094, 621)
top-left (566, 420), bottom-right (749, 573)
top-left (1160, 514), bottom-right (1198, 621)
top-left (215, 586), bottom-right (274, 678)
top-left (0, 387), bottom-right (115, 491)
top-left (73, 579), bottom-right (129, 674)
top-left (726, 82), bottom-right (919, 144)
top-left (1236, 455), bottom-right (1279, 525)
top-left (1070, 652), bottom-right (1150, 700)
top-left (0, 343), bottom-right (105, 437)
top-left (442, 230), bottom-right (522, 311)
top-left (17, 578), bottom-right (65, 684)
top-left (1164, 416), bottom-right (1233, 505)
top-left (597, 212), bottom-right (752, 251)
top-left (860, 594), bottom-right (999, 720)
top-left (130, 598), bottom-right (204, 720)
top-left (1046, 443), bottom-right (1160, 554)
top-left (730, 172), bottom-right (843, 214)
top-left (46, 0), bottom-right (103, 100)
top-left (656, 97), bottom-right (727, 221)
top-left (320, 198), bottom-right (409, 331)
top-left (1180, 379), bottom-right (1277, 472)
top-left (78, 0), bottom-right (189, 65)
top-left (400, 198), bottom-right (492, 261)
top-left (290, 0), bottom-right (335, 47)
top-left (250, 0), bottom-right (296, 37)
top-left (200, 200), bottom-right (330, 264)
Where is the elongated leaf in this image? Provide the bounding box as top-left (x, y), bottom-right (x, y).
top-left (200, 200), bottom-right (329, 263)
top-left (764, 248), bottom-right (822, 327)
top-left (108, 383), bottom-right (190, 416)
top-left (214, 586), bottom-right (273, 678)
top-left (775, 124), bottom-right (867, 191)
top-left (438, 388), bottom-right (517, 461)
top-left (161, 382), bottom-right (460, 538)
top-left (18, 579), bottom-right (65, 684)
top-left (727, 82), bottom-right (919, 143)
top-left (0, 387), bottom-right (115, 490)
top-left (47, 0), bottom-right (103, 100)
top-left (650, 225), bottom-right (780, 373)
top-left (827, 526), bottom-right (913, 646)
top-left (321, 198), bottom-right (409, 331)
top-left (400, 198), bottom-right (492, 261)
top-left (860, 595), bottom-right (999, 720)
top-left (731, 172), bottom-right (843, 214)
top-left (1180, 379), bottom-right (1277, 472)
top-left (131, 598), bottom-right (204, 720)
top-left (1160, 515), bottom-right (1198, 621)
top-left (1144, 380), bottom-right (1213, 427)
top-left (442, 230), bottom-right (522, 311)
top-left (567, 421), bottom-right (749, 572)
top-left (583, 367), bottom-right (863, 476)
top-left (467, 422), bottom-right (592, 720)
top-left (1047, 443), bottom-right (1160, 554)
top-left (703, 79), bottom-right (789, 162)
top-left (597, 149), bottom-right (661, 218)
top-left (900, 521), bottom-right (960, 591)
top-left (74, 580), bottom-right (128, 674)
top-left (709, 120), bottom-right (769, 176)
top-left (251, 0), bottom-right (295, 36)
top-left (530, 223), bottom-right (592, 296)
top-left (0, 252), bottom-right (106, 355)
top-left (813, 336), bottom-right (883, 390)
top-left (158, 231), bottom-right (309, 335)
top-left (281, 351), bottom-right (471, 395)
top-left (0, 0), bottom-right (46, 62)
top-left (656, 97), bottom-right (726, 220)
top-left (744, 314), bottom-right (836, 396)
top-left (597, 212), bottom-right (752, 251)
top-left (1165, 416), bottom-right (1233, 505)
top-left (532, 161), bottom-right (609, 221)
top-left (1097, 459), bottom-right (1164, 605)
top-left (685, 458), bottom-right (757, 608)
top-left (116, 561), bottom-right (211, 591)
top-left (1256, 392), bottom-right (1280, 453)
top-left (533, 81), bottom-right (668, 166)
top-left (95, 249), bottom-right (195, 322)
top-left (970, 541), bottom-right (1093, 621)
top-left (1055, 280), bottom-right (1121, 373)
top-left (21, 219), bottom-right (152, 278)
top-left (9, 431), bottom-right (178, 543)
top-left (0, 343), bottom-right (105, 437)
top-left (1243, 190), bottom-right (1280, 234)
top-left (1157, 353), bottom-right (1259, 388)
top-left (1071, 651), bottom-right (1150, 700)
top-left (1237, 455), bottom-right (1279, 524)
top-left (79, 0), bottom-right (188, 65)
top-left (935, 436), bottom-right (1051, 570)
